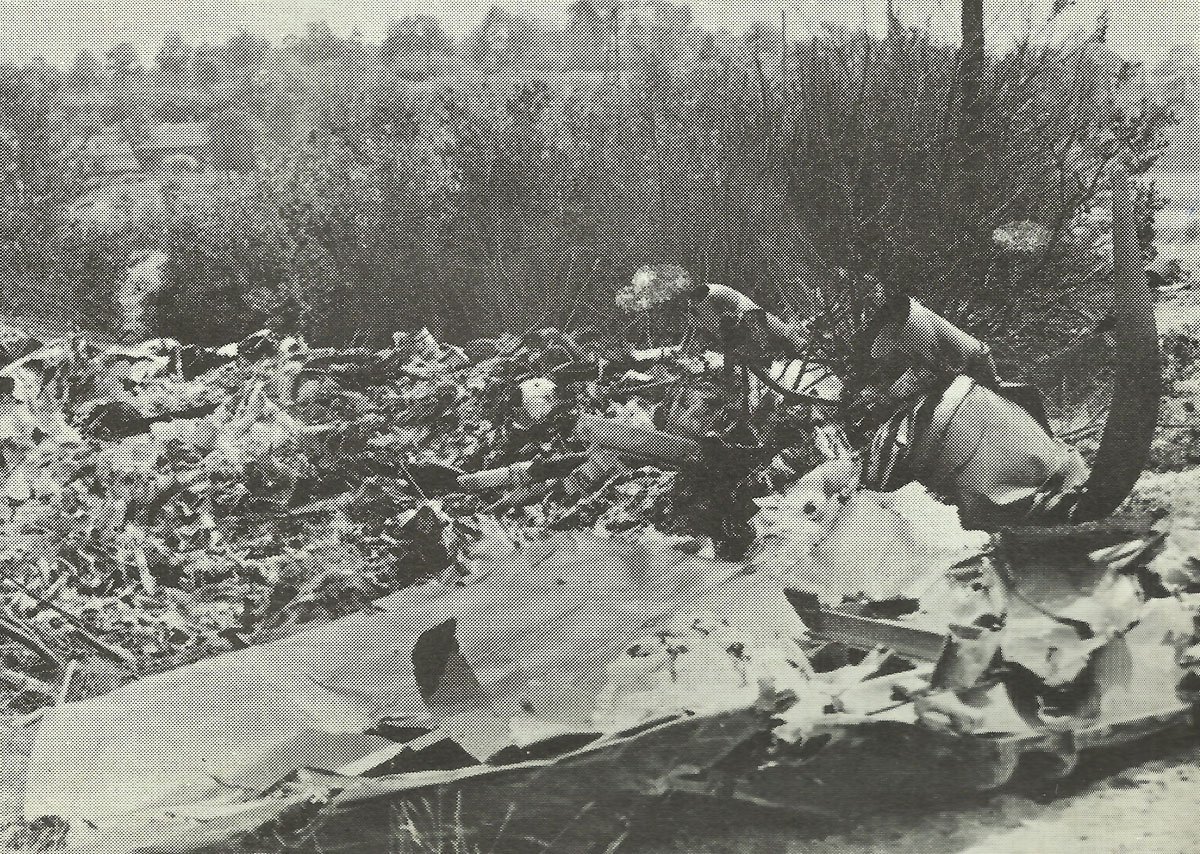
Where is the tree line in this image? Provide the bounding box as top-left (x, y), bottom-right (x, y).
top-left (0, 3), bottom-right (1183, 356)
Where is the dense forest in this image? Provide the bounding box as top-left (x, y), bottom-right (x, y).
top-left (0, 2), bottom-right (1191, 356)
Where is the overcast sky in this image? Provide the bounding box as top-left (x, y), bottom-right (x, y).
top-left (1, 0), bottom-right (1195, 68)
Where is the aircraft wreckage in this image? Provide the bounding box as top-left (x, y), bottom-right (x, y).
top-left (3, 168), bottom-right (1200, 853)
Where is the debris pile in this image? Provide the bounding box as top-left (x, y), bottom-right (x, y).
top-left (15, 487), bottom-right (1200, 851)
top-left (3, 313), bottom-right (1200, 853)
top-left (0, 321), bottom-right (844, 713)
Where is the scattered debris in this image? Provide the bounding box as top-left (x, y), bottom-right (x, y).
top-left (0, 316), bottom-right (840, 712)
top-left (0, 311), bottom-right (1196, 853)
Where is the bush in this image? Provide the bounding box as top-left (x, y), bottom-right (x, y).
top-left (163, 178), bottom-right (302, 344)
top-left (1, 10), bottom-right (1178, 355)
top-left (267, 14), bottom-right (1174, 358)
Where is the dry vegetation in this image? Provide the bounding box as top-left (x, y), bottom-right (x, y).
top-left (0, 7), bottom-right (1184, 356)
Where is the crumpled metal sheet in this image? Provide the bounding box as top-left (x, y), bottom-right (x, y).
top-left (23, 532), bottom-right (768, 822)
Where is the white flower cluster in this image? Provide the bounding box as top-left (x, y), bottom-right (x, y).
top-left (991, 220), bottom-right (1052, 255)
top-left (615, 264), bottom-right (692, 312)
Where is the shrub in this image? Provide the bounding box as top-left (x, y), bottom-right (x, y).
top-left (3, 10), bottom-right (1178, 355)
top-left (162, 178), bottom-right (301, 344)
top-left (292, 14), bottom-right (1173, 356)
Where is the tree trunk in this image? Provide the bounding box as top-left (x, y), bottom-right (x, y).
top-left (960, 0), bottom-right (985, 156)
